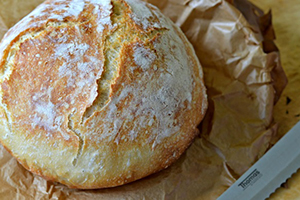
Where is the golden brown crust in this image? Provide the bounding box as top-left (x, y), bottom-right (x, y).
top-left (0, 0), bottom-right (207, 189)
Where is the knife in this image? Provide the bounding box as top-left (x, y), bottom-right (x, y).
top-left (218, 121), bottom-right (300, 200)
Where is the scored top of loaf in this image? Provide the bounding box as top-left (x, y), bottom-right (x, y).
top-left (0, 0), bottom-right (207, 189)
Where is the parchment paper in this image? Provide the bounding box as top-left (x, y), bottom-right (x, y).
top-left (247, 0), bottom-right (300, 199)
top-left (0, 0), bottom-right (287, 199)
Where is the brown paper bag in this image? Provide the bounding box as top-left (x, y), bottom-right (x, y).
top-left (0, 0), bottom-right (287, 199)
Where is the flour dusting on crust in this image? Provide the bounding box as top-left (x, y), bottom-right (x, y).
top-left (0, 0), bottom-right (207, 189)
top-left (0, 0), bottom-right (114, 63)
top-left (88, 0), bottom-right (113, 33)
top-left (126, 0), bottom-right (164, 30)
top-left (133, 45), bottom-right (156, 71)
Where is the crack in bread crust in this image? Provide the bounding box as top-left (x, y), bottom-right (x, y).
top-left (0, 29), bottom-right (48, 140)
top-left (0, 22), bottom-right (92, 159)
top-left (82, 0), bottom-right (168, 121)
top-left (0, 0), bottom-right (208, 189)
top-left (68, 112), bottom-right (84, 166)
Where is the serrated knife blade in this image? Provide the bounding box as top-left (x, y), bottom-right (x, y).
top-left (218, 121), bottom-right (300, 200)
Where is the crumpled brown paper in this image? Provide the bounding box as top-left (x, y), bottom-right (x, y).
top-left (0, 0), bottom-right (287, 199)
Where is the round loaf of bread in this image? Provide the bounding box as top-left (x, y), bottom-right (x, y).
top-left (0, 0), bottom-right (207, 189)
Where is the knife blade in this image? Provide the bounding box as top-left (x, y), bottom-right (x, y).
top-left (218, 121), bottom-right (300, 200)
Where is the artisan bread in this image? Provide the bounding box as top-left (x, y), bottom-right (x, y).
top-left (0, 0), bottom-right (207, 189)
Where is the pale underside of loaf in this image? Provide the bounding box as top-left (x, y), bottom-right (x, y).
top-left (0, 0), bottom-right (207, 188)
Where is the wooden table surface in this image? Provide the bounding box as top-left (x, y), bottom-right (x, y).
top-left (249, 0), bottom-right (300, 199)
